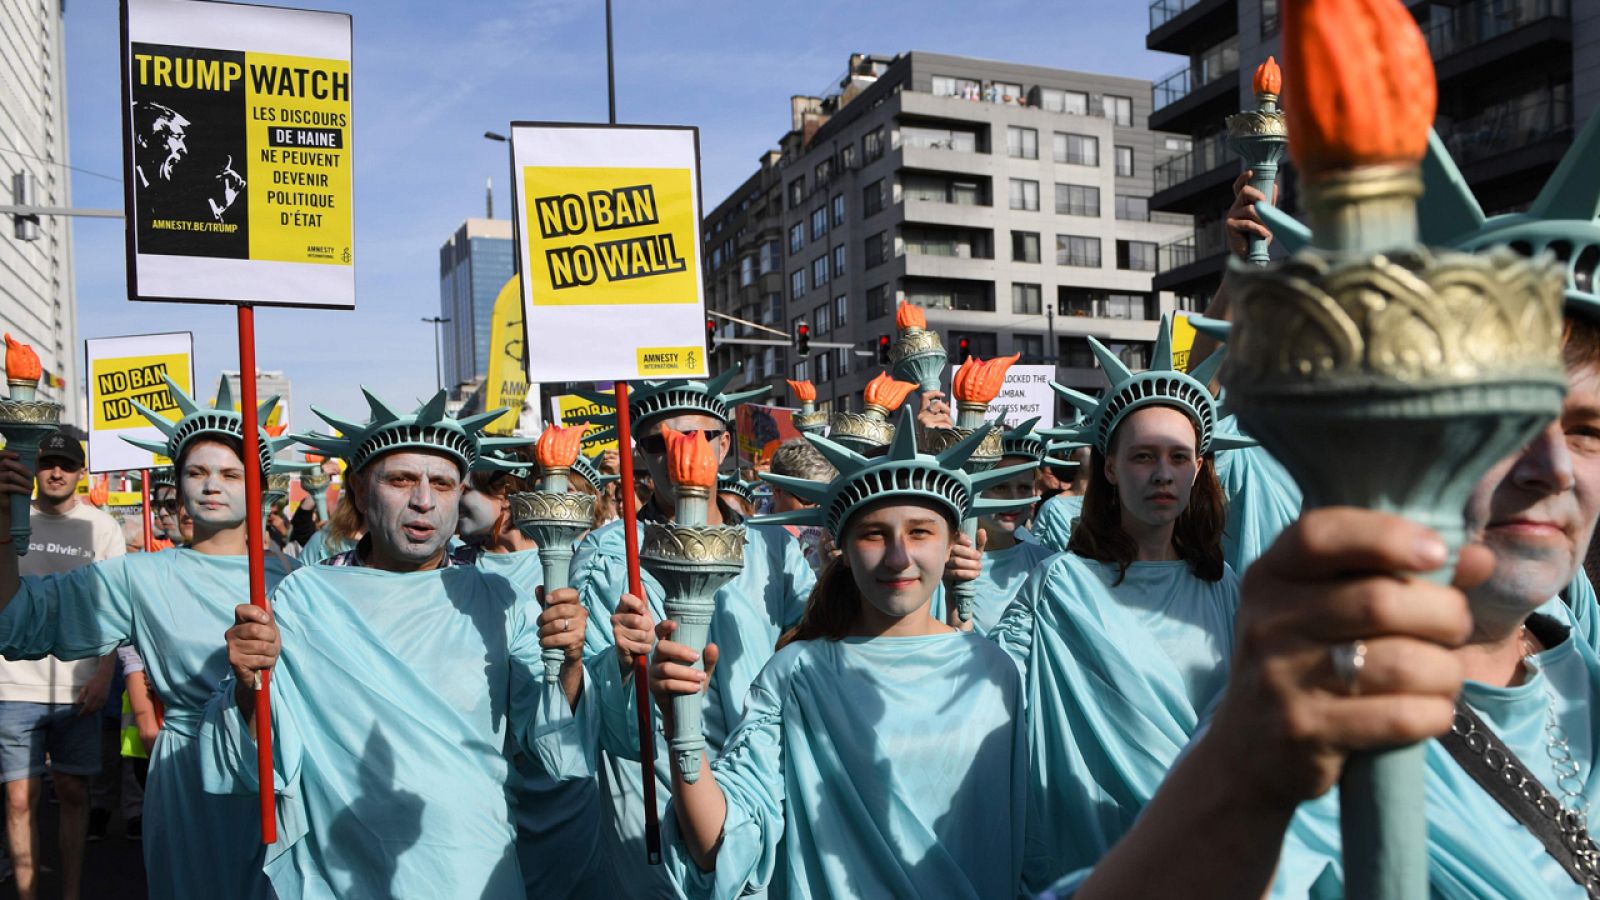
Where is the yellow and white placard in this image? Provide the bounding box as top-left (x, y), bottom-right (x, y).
top-left (85, 331), bottom-right (195, 473)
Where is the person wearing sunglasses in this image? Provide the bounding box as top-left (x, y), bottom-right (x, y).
top-left (569, 370), bottom-right (821, 898)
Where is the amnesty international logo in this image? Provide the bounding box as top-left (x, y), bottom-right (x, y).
top-left (636, 347), bottom-right (701, 376)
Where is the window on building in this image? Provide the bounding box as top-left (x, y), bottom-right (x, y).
top-left (834, 293), bottom-right (849, 327)
top-left (1011, 230), bottom-right (1041, 263)
top-left (1012, 283), bottom-right (1042, 315)
top-left (864, 126), bottom-right (886, 162)
top-left (711, 246), bottom-right (723, 269)
top-left (811, 207), bottom-right (828, 240)
top-left (740, 255), bottom-right (755, 287)
top-left (837, 346), bottom-right (851, 376)
top-left (1103, 94), bottom-right (1133, 126)
top-left (866, 231), bottom-right (890, 268)
top-left (1114, 194), bottom-right (1149, 221)
top-left (793, 360), bottom-right (809, 382)
top-left (831, 194), bottom-right (846, 227)
top-left (993, 82), bottom-right (1024, 104)
top-left (1015, 333), bottom-right (1044, 362)
top-left (863, 179), bottom-right (888, 217)
top-left (1261, 0), bottom-right (1280, 35)
top-left (815, 158), bottom-right (835, 184)
top-left (1054, 132), bottom-right (1099, 166)
top-left (816, 351), bottom-right (832, 383)
top-left (759, 238), bottom-right (781, 275)
top-left (813, 255), bottom-right (830, 286)
top-left (1055, 183), bottom-right (1101, 217)
top-left (788, 177), bottom-right (805, 207)
top-left (950, 331), bottom-right (999, 358)
top-left (764, 292), bottom-right (783, 324)
top-left (1116, 240), bottom-right (1158, 272)
top-left (867, 284), bottom-right (892, 320)
top-left (791, 268), bottom-right (806, 299)
top-left (1056, 234), bottom-right (1102, 267)
top-left (903, 124), bottom-right (979, 153)
top-left (1060, 337), bottom-right (1096, 368)
top-left (932, 74), bottom-right (981, 98)
top-left (1007, 126), bottom-right (1039, 160)
top-left (1036, 88), bottom-right (1089, 115)
top-left (907, 283), bottom-right (993, 312)
top-left (816, 303), bottom-right (832, 334)
top-left (1009, 179), bottom-right (1040, 211)
top-left (789, 222), bottom-right (805, 254)
top-left (1115, 145), bottom-right (1135, 177)
top-left (840, 143), bottom-right (859, 171)
top-left (833, 244), bottom-right (847, 276)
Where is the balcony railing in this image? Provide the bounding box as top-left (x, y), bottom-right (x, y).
top-left (1424, 0), bottom-right (1570, 60)
top-left (1149, 0), bottom-right (1203, 31)
top-left (1153, 133), bottom-right (1238, 192)
top-left (1152, 35), bottom-right (1239, 111)
top-left (1436, 83), bottom-right (1572, 166)
top-left (1158, 236), bottom-right (1196, 273)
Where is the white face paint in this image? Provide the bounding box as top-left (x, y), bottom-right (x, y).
top-left (180, 441), bottom-right (248, 531)
top-left (356, 451), bottom-right (463, 566)
top-left (1104, 406), bottom-right (1201, 529)
top-left (457, 480), bottom-right (503, 543)
top-left (843, 499), bottom-right (953, 619)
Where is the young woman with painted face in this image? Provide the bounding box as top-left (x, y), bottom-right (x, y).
top-left (960, 423), bottom-right (1061, 635)
top-left (0, 381), bottom-right (295, 900)
top-left (648, 412), bottom-right (1032, 899)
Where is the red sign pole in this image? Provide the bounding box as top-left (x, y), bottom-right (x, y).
top-left (236, 305), bottom-right (276, 844)
top-left (140, 471), bottom-right (154, 553)
top-left (614, 380), bottom-right (661, 864)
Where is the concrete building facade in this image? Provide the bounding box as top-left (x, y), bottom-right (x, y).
top-left (1146, 0), bottom-right (1599, 305)
top-left (0, 0), bottom-right (78, 421)
top-left (702, 51), bottom-right (1194, 414)
top-left (438, 217), bottom-right (514, 393)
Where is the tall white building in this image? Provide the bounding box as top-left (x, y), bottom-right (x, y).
top-left (0, 0), bottom-right (78, 421)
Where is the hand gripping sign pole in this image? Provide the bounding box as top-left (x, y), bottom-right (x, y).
top-left (121, 0), bottom-right (355, 847)
top-left (615, 381), bottom-right (662, 864)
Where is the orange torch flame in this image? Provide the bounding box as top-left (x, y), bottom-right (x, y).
top-left (661, 425), bottom-right (718, 489)
top-left (1283, 0), bottom-right (1435, 177)
top-left (895, 301), bottom-right (927, 331)
top-left (4, 334), bottom-right (41, 384)
top-left (864, 371), bottom-right (917, 412)
top-left (1253, 56), bottom-right (1282, 97)
top-left (953, 354), bottom-right (1021, 405)
top-left (535, 423), bottom-right (590, 470)
top-left (786, 379), bottom-right (817, 404)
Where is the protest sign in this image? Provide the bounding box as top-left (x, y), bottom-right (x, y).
top-left (484, 275), bottom-right (531, 435)
top-left (511, 123), bottom-right (708, 381)
top-left (1172, 314), bottom-right (1198, 373)
top-left (553, 392), bottom-right (620, 456)
top-left (121, 0), bottom-right (354, 308)
top-left (735, 404), bottom-right (801, 461)
top-left (952, 363), bottom-right (1057, 429)
top-left (85, 332), bottom-right (195, 473)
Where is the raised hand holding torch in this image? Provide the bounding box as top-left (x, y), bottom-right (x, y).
top-left (512, 423), bottom-right (597, 683)
top-left (0, 336), bottom-right (61, 555)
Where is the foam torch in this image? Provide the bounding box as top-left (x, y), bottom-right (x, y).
top-left (828, 372), bottom-right (917, 455)
top-left (889, 302), bottom-right (947, 394)
top-left (0, 335), bottom-right (60, 555)
top-left (511, 423), bottom-right (597, 683)
top-left (787, 380), bottom-right (827, 436)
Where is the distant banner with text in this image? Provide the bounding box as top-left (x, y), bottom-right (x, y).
top-left (85, 331), bottom-right (195, 473)
top-left (512, 123), bottom-right (708, 382)
top-left (122, 0), bottom-right (354, 308)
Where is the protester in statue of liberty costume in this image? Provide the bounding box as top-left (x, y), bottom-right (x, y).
top-left (652, 406), bottom-right (1035, 899)
top-left (0, 376), bottom-right (294, 900)
top-left (205, 389), bottom-right (597, 899)
top-left (567, 369), bottom-right (819, 898)
top-left (1047, 108), bottom-right (1600, 900)
top-left (456, 444), bottom-right (611, 900)
top-left (988, 315), bottom-right (1256, 893)
top-left (954, 417), bottom-right (1064, 635)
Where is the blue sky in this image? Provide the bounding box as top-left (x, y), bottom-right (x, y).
top-left (64, 0), bottom-right (1175, 429)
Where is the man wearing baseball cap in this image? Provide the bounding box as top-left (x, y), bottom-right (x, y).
top-left (0, 428), bottom-right (122, 900)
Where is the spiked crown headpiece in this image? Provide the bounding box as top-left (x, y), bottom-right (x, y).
top-left (755, 406), bottom-right (1037, 537)
top-left (717, 473), bottom-right (760, 506)
top-left (296, 388), bottom-right (529, 474)
top-left (571, 366), bottom-right (770, 441)
top-left (1256, 114), bottom-right (1600, 323)
top-left (1050, 314), bottom-right (1252, 456)
top-left (122, 375), bottom-right (293, 475)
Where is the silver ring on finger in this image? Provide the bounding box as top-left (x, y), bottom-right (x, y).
top-left (561, 618), bottom-right (570, 633)
top-left (1330, 640), bottom-right (1368, 696)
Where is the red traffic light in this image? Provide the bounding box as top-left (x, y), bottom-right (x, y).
top-left (705, 317), bottom-right (717, 351)
top-left (957, 337), bottom-right (971, 362)
top-left (796, 323), bottom-right (811, 356)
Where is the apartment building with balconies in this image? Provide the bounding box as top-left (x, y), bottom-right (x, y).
top-left (702, 51), bottom-right (1193, 414)
top-left (1145, 0), bottom-right (1598, 304)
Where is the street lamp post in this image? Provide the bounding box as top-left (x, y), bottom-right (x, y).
top-left (422, 316), bottom-right (449, 392)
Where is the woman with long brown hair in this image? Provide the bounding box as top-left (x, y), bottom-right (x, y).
top-left (648, 407), bottom-right (1036, 898)
top-left (990, 315), bottom-right (1258, 894)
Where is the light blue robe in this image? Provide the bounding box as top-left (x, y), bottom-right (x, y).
top-left (1272, 604), bottom-right (1600, 899)
top-left (476, 547), bottom-right (605, 899)
top-left (197, 562), bottom-right (596, 899)
top-left (970, 531), bottom-right (1059, 636)
top-left (991, 553), bottom-right (1240, 893)
top-left (1030, 495), bottom-right (1082, 554)
top-left (664, 631), bottom-right (1026, 899)
top-left (0, 549), bottom-right (294, 900)
top-left (571, 520), bottom-right (816, 898)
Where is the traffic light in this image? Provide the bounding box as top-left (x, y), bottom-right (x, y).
top-left (957, 336), bottom-right (972, 363)
top-left (796, 323), bottom-right (811, 356)
top-left (706, 317), bottom-right (717, 352)
top-left (876, 334), bottom-right (891, 365)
